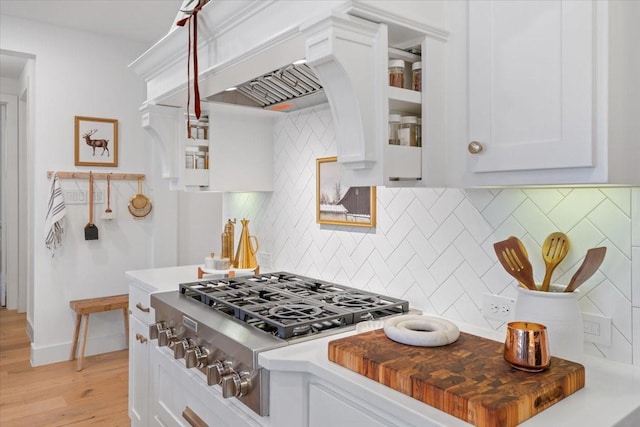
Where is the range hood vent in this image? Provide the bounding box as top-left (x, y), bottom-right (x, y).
top-left (206, 62), bottom-right (327, 112)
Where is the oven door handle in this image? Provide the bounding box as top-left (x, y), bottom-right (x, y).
top-left (182, 406), bottom-right (209, 427)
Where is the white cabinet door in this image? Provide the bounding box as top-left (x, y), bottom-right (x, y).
top-left (129, 315), bottom-right (150, 427)
top-left (468, 0), bottom-right (594, 173)
top-left (308, 383), bottom-right (391, 427)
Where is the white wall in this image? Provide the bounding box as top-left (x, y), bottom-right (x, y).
top-left (0, 14), bottom-right (169, 365)
top-left (225, 104), bottom-right (640, 366)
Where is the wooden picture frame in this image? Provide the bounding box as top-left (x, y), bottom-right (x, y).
top-left (74, 116), bottom-right (118, 167)
top-left (316, 156), bottom-right (376, 227)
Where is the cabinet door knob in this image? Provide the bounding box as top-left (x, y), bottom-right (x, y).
top-left (468, 141), bottom-right (484, 154)
top-left (135, 333), bottom-right (147, 344)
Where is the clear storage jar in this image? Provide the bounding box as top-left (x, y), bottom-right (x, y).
top-left (388, 60), bottom-right (405, 88)
top-left (195, 151), bottom-right (207, 169)
top-left (399, 116), bottom-right (419, 147)
top-left (412, 61), bottom-right (422, 92)
top-left (185, 152), bottom-right (195, 169)
top-left (388, 114), bottom-right (401, 145)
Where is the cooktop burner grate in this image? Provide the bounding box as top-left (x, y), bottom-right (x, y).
top-left (179, 272), bottom-right (409, 339)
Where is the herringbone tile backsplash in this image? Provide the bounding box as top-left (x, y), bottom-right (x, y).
top-left (225, 105), bottom-right (640, 365)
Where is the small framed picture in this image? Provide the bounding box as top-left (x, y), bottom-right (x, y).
top-left (74, 116), bottom-right (118, 167)
top-left (316, 156), bottom-right (376, 227)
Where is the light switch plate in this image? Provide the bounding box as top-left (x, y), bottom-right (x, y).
top-left (582, 313), bottom-right (612, 346)
top-left (63, 189), bottom-right (104, 205)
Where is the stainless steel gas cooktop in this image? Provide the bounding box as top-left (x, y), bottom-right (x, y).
top-left (178, 271), bottom-right (410, 340)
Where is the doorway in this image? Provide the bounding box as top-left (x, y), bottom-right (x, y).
top-left (1, 51), bottom-right (30, 311)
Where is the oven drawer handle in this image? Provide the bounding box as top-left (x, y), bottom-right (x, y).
top-left (135, 302), bottom-right (150, 313)
top-left (182, 406), bottom-right (209, 427)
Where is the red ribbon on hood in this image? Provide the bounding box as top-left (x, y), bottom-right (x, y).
top-left (176, 0), bottom-right (207, 137)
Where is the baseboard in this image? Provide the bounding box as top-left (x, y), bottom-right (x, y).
top-left (26, 319), bottom-right (34, 342)
top-left (30, 332), bottom-right (128, 366)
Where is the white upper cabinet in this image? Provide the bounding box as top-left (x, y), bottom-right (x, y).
top-left (459, 0), bottom-right (640, 186)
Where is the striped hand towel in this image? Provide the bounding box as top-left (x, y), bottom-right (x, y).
top-left (44, 173), bottom-right (66, 256)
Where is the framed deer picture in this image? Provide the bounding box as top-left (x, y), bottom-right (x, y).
top-left (74, 116), bottom-right (118, 167)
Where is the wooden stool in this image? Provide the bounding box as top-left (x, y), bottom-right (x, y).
top-left (69, 294), bottom-right (129, 371)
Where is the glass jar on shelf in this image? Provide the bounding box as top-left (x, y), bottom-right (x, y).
top-left (388, 60), bottom-right (405, 88)
top-left (195, 151), bottom-right (207, 169)
top-left (399, 116), bottom-right (420, 147)
top-left (412, 61), bottom-right (422, 92)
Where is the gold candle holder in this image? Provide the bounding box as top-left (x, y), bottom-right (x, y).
top-left (504, 321), bottom-right (550, 372)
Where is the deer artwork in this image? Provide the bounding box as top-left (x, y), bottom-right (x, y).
top-left (82, 129), bottom-right (110, 157)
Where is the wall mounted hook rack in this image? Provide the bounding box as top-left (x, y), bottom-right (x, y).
top-left (47, 171), bottom-right (145, 181)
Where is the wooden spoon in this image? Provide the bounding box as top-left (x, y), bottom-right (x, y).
top-left (493, 238), bottom-right (536, 290)
top-left (540, 232), bottom-right (570, 291)
top-left (564, 247), bottom-right (607, 292)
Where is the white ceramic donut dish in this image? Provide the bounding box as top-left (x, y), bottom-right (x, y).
top-left (383, 315), bottom-right (460, 347)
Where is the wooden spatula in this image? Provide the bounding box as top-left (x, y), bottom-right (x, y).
top-left (508, 236), bottom-right (531, 289)
top-left (564, 247), bottom-right (607, 292)
top-left (493, 238), bottom-right (536, 290)
top-left (540, 232), bottom-right (569, 291)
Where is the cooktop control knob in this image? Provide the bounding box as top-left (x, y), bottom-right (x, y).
top-left (158, 327), bottom-right (176, 347)
top-left (185, 346), bottom-right (209, 369)
top-left (148, 321), bottom-right (164, 340)
top-left (205, 360), bottom-right (233, 386)
top-left (221, 372), bottom-right (251, 398)
top-left (173, 338), bottom-right (192, 359)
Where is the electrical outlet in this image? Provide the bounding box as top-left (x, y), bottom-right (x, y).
top-left (583, 313), bottom-right (612, 345)
top-left (259, 252), bottom-right (271, 270)
top-left (482, 294), bottom-right (515, 322)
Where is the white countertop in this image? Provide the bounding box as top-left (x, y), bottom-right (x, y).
top-left (126, 264), bottom-right (204, 293)
top-left (260, 322), bottom-right (640, 427)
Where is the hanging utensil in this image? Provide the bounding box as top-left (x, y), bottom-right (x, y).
top-left (564, 247), bottom-right (607, 293)
top-left (493, 238), bottom-right (536, 290)
top-left (128, 177), bottom-right (152, 219)
top-left (102, 173), bottom-right (114, 220)
top-left (540, 232), bottom-right (570, 291)
top-left (84, 172), bottom-right (99, 240)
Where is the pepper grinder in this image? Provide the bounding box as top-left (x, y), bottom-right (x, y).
top-left (221, 218), bottom-right (236, 262)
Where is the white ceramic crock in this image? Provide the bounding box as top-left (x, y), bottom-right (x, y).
top-left (514, 284), bottom-right (583, 363)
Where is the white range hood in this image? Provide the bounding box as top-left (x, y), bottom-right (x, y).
top-left (130, 0), bottom-right (448, 180)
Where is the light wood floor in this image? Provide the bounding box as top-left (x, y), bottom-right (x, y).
top-left (0, 308), bottom-right (130, 426)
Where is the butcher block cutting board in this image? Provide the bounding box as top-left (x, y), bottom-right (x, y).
top-left (328, 330), bottom-right (585, 427)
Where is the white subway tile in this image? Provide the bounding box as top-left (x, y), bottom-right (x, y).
top-left (522, 188), bottom-right (564, 214)
top-left (429, 245), bottom-right (464, 284)
top-left (429, 215), bottom-right (464, 254)
top-left (548, 188), bottom-right (605, 231)
top-left (632, 188), bottom-right (640, 247)
top-left (454, 198), bottom-right (494, 244)
top-left (514, 202), bottom-right (558, 247)
top-left (430, 188), bottom-right (465, 225)
top-left (429, 275), bottom-right (465, 314)
top-left (632, 247), bottom-right (640, 307)
top-left (454, 231), bottom-right (494, 277)
top-left (589, 198), bottom-right (632, 258)
top-left (482, 189), bottom-right (526, 229)
top-left (633, 307), bottom-right (639, 366)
